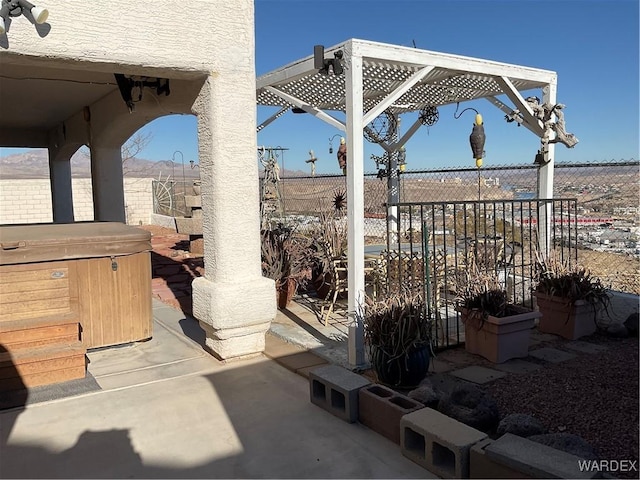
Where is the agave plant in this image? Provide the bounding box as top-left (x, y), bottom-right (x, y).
top-left (455, 252), bottom-right (520, 330)
top-left (306, 208), bottom-right (348, 288)
top-left (533, 249), bottom-right (610, 310)
top-left (261, 225), bottom-right (314, 290)
top-left (361, 291), bottom-right (432, 360)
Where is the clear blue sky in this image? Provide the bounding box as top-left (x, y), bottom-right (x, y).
top-left (2, 0), bottom-right (638, 175)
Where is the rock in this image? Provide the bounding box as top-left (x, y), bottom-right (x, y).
top-left (437, 384), bottom-right (500, 433)
top-left (408, 384), bottom-right (441, 409)
top-left (497, 413), bottom-right (547, 438)
top-left (623, 313), bottom-right (639, 337)
top-left (606, 323), bottom-right (629, 338)
top-left (528, 433), bottom-right (599, 460)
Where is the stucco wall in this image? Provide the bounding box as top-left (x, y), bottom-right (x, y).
top-left (0, 178), bottom-right (153, 225)
top-left (2, 0), bottom-right (253, 76)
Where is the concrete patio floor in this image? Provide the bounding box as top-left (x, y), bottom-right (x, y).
top-left (0, 299), bottom-right (436, 479)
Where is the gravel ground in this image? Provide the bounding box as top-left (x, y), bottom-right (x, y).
top-left (484, 334), bottom-right (639, 479)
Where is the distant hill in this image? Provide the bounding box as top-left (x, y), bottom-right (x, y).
top-left (0, 149), bottom-right (308, 179)
top-left (0, 150), bottom-right (198, 180)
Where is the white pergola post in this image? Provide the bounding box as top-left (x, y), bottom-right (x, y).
top-left (537, 80), bottom-right (557, 257)
top-left (345, 48), bottom-right (367, 368)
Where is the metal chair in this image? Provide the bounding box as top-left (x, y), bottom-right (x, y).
top-left (318, 240), bottom-right (375, 326)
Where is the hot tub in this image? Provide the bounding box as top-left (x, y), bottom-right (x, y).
top-left (0, 222), bottom-right (153, 349)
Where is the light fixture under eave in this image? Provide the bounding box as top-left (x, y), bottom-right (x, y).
top-left (114, 73), bottom-right (171, 113)
top-left (314, 45), bottom-right (344, 76)
top-left (0, 0), bottom-right (49, 34)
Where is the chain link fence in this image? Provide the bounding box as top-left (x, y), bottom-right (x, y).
top-left (270, 159), bottom-right (639, 294)
top-left (152, 160), bottom-right (639, 294)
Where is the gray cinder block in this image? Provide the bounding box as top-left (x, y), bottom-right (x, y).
top-left (470, 438), bottom-right (532, 478)
top-left (308, 365), bottom-right (370, 423)
top-left (184, 195), bottom-right (202, 209)
top-left (485, 433), bottom-right (601, 479)
top-left (400, 407), bottom-right (487, 478)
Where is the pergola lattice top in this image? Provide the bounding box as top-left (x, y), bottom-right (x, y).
top-left (256, 39), bottom-right (555, 116)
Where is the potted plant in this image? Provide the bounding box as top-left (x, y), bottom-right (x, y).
top-left (361, 291), bottom-right (432, 388)
top-left (532, 250), bottom-right (610, 340)
top-left (261, 225), bottom-right (313, 309)
top-left (456, 256), bottom-right (541, 363)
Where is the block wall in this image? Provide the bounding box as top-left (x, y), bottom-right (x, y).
top-left (0, 178), bottom-right (153, 225)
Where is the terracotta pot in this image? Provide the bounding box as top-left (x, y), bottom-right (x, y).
top-left (534, 292), bottom-right (598, 340)
top-left (461, 306), bottom-right (541, 363)
top-left (277, 277), bottom-right (297, 309)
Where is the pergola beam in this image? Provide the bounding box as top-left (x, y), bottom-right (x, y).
top-left (358, 40), bottom-right (555, 84)
top-left (363, 66), bottom-right (435, 126)
top-left (257, 106), bottom-right (290, 132)
top-left (391, 117), bottom-right (424, 151)
top-left (256, 58), bottom-right (318, 90)
top-left (263, 86), bottom-right (346, 131)
top-left (494, 76), bottom-right (545, 137)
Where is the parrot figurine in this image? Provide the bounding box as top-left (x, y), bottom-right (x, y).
top-left (337, 137), bottom-right (347, 175)
top-left (469, 113), bottom-right (485, 168)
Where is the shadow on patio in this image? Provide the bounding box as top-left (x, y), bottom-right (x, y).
top-left (0, 301), bottom-right (431, 479)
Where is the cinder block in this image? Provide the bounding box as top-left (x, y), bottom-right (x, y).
top-left (470, 438), bottom-right (532, 478)
top-left (485, 433), bottom-right (601, 479)
top-left (309, 364), bottom-right (370, 423)
top-left (185, 195), bottom-right (202, 208)
top-left (174, 216), bottom-right (203, 235)
top-left (400, 407), bottom-right (487, 478)
top-left (359, 384), bottom-right (423, 444)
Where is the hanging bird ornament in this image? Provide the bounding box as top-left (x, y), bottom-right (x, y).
top-left (469, 113), bottom-right (485, 168)
top-left (336, 137), bottom-right (347, 175)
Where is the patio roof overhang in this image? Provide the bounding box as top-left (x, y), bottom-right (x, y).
top-left (256, 39), bottom-right (559, 367)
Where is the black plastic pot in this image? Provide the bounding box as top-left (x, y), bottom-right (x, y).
top-left (370, 344), bottom-right (430, 389)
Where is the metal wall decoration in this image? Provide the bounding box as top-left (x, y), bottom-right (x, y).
top-left (506, 96), bottom-right (579, 151)
top-left (332, 189), bottom-right (347, 213)
top-left (363, 111), bottom-right (397, 144)
top-left (419, 106), bottom-right (439, 126)
top-left (258, 146), bottom-right (284, 228)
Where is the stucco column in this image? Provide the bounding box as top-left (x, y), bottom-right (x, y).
top-left (48, 153), bottom-right (75, 223)
top-left (89, 144), bottom-right (126, 223)
top-left (191, 76), bottom-right (276, 360)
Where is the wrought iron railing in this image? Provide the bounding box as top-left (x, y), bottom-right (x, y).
top-left (374, 198), bottom-right (578, 350)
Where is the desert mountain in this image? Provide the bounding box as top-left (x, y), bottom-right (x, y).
top-left (0, 149), bottom-right (308, 179)
top-left (0, 149), bottom-right (199, 179)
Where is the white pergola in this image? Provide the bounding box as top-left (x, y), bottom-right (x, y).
top-left (256, 39), bottom-right (559, 367)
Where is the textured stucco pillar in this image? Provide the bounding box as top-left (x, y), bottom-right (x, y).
top-left (191, 74), bottom-right (276, 360)
top-left (89, 144), bottom-right (126, 223)
top-left (48, 154), bottom-right (75, 223)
